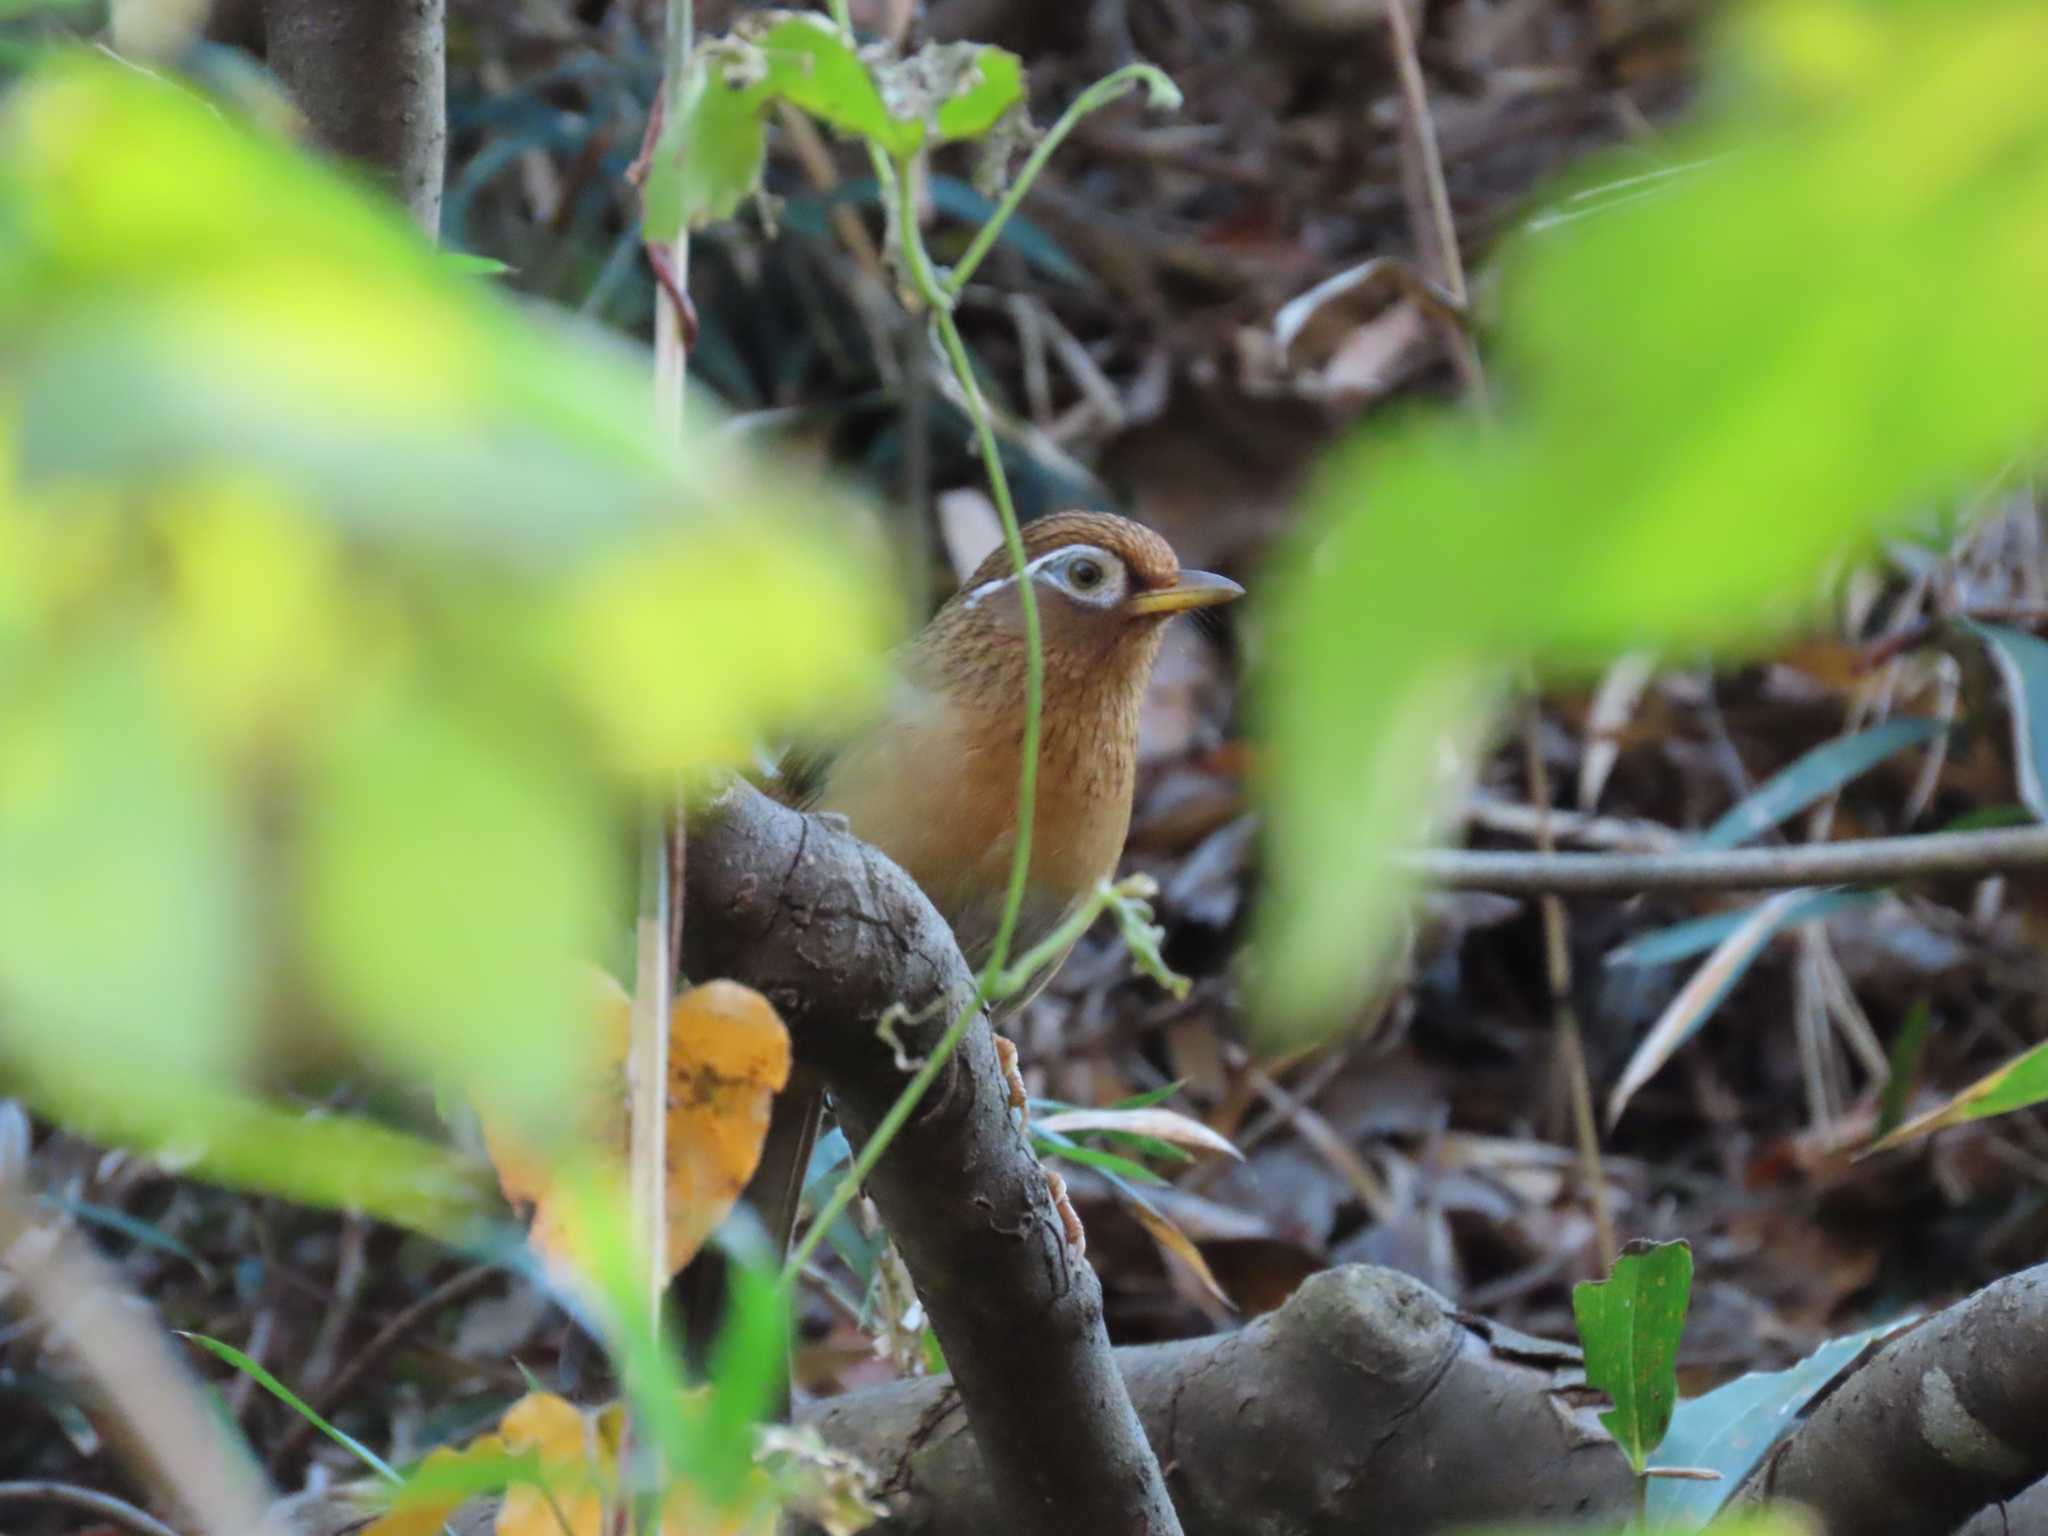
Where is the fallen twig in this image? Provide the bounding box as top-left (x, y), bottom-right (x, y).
top-left (1402, 825), bottom-right (2048, 894)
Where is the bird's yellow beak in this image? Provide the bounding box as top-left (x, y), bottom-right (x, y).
top-left (1127, 569), bottom-right (1245, 615)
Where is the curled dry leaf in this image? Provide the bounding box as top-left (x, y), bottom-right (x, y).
top-left (1033, 1105), bottom-right (1242, 1159)
top-left (479, 969), bottom-right (791, 1285)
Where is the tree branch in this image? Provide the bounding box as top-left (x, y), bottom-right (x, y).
top-left (1730, 1263), bottom-right (2048, 1535)
top-left (800, 1263), bottom-right (1634, 1535)
top-left (263, 0), bottom-right (446, 234)
top-left (1401, 825), bottom-right (2048, 895)
top-left (681, 779), bottom-right (1182, 1536)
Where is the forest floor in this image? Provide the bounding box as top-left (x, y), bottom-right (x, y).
top-left (12, 0), bottom-right (2048, 1505)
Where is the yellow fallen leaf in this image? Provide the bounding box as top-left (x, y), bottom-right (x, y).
top-left (497, 1391), bottom-right (607, 1536)
top-left (478, 968), bottom-right (792, 1287)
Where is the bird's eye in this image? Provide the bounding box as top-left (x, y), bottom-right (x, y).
top-left (1067, 556), bottom-right (1105, 591)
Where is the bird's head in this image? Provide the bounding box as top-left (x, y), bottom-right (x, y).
top-left (917, 511), bottom-right (1243, 694)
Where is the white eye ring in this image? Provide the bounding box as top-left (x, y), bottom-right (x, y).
top-left (1067, 555), bottom-right (1106, 591)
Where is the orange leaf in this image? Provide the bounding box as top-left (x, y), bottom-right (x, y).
top-left (496, 1391), bottom-right (608, 1536)
top-left (477, 969), bottom-right (790, 1286)
top-left (665, 979), bottom-right (792, 1273)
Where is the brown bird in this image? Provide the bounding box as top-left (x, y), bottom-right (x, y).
top-left (751, 510), bottom-right (1243, 1259)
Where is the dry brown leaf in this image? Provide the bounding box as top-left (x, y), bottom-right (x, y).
top-left (1126, 1196), bottom-right (1235, 1311)
top-left (479, 969), bottom-right (791, 1285)
top-left (1034, 1106), bottom-right (1242, 1160)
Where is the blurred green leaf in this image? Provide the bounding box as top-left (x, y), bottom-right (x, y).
top-left (300, 677), bottom-right (613, 1118)
top-left (0, 633), bottom-right (255, 1087)
top-left (1962, 618), bottom-right (2048, 821)
top-left (1573, 1238), bottom-right (1692, 1474)
top-left (1875, 999), bottom-right (1933, 1139)
top-left (700, 1261), bottom-right (789, 1504)
top-left (1696, 718), bottom-right (1943, 850)
top-left (181, 1333), bottom-right (400, 1482)
top-left (1647, 1316), bottom-right (1910, 1523)
top-left (11, 1077), bottom-right (496, 1237)
top-left (1260, 0), bottom-right (2048, 1034)
top-left (0, 59), bottom-right (682, 555)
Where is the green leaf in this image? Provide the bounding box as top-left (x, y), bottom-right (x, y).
top-left (299, 679), bottom-right (615, 1117)
top-left (1606, 888), bottom-right (1871, 970)
top-left (180, 1333), bottom-right (400, 1482)
top-left (923, 44), bottom-right (1025, 143)
top-left (3, 60), bottom-right (676, 557)
top-left (1646, 1317), bottom-right (1912, 1523)
top-left (1963, 619), bottom-right (2048, 821)
top-left (1572, 1238), bottom-right (1693, 1474)
top-left (14, 1077), bottom-right (495, 1237)
top-left (0, 634), bottom-right (255, 1090)
top-left (1031, 1129), bottom-right (1168, 1186)
top-left (1868, 1033), bottom-right (2048, 1151)
top-left (700, 1261), bottom-right (790, 1502)
top-left (440, 251), bottom-right (511, 278)
top-left (1257, 0), bottom-right (2048, 1034)
top-left (643, 15), bottom-right (1025, 238)
top-left (1875, 999), bottom-right (1934, 1139)
top-left (1696, 717), bottom-right (1944, 850)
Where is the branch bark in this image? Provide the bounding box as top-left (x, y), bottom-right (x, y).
top-left (681, 779), bottom-right (1183, 1536)
top-left (800, 1262), bottom-right (1633, 1535)
top-left (263, 0), bottom-right (447, 234)
top-left (1402, 825), bottom-right (2048, 895)
top-left (1730, 1263), bottom-right (2048, 1535)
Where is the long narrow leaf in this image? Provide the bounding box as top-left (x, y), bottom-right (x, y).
top-left (1646, 1317), bottom-right (1913, 1523)
top-left (1696, 718), bottom-right (1943, 850)
top-left (1606, 888), bottom-right (1871, 970)
top-left (1868, 1036), bottom-right (2048, 1152)
top-left (1964, 619), bottom-right (2048, 821)
top-left (179, 1333), bottom-right (399, 1483)
top-left (1608, 891), bottom-right (1813, 1129)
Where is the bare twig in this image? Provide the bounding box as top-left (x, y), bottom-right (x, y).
top-left (1522, 696), bottom-right (1616, 1270)
top-left (0, 1176), bottom-right (284, 1536)
top-left (1376, 0), bottom-right (1484, 401)
top-left (0, 1481), bottom-right (183, 1536)
top-left (1402, 825), bottom-right (2048, 893)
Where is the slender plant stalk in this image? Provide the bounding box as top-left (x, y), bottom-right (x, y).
top-left (945, 63), bottom-right (1179, 297)
top-left (788, 2), bottom-right (1181, 1289)
top-left (1522, 695), bottom-right (1616, 1269)
top-left (783, 878), bottom-right (1133, 1280)
top-left (626, 0), bottom-right (692, 1443)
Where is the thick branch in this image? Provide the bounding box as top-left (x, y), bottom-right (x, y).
top-left (1402, 825), bottom-right (2048, 895)
top-left (801, 1263), bottom-right (1634, 1536)
top-left (682, 780), bottom-right (1182, 1536)
top-left (263, 0), bottom-right (446, 233)
top-left (1730, 1263), bottom-right (2048, 1534)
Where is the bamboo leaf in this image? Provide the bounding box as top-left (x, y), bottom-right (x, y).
top-left (1646, 1317), bottom-right (1912, 1523)
top-left (1868, 1036), bottom-right (2048, 1152)
top-left (1606, 888), bottom-right (1871, 970)
top-left (1608, 891), bottom-right (1812, 1129)
top-left (1964, 619), bottom-right (2048, 821)
top-left (1696, 718), bottom-right (1943, 851)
